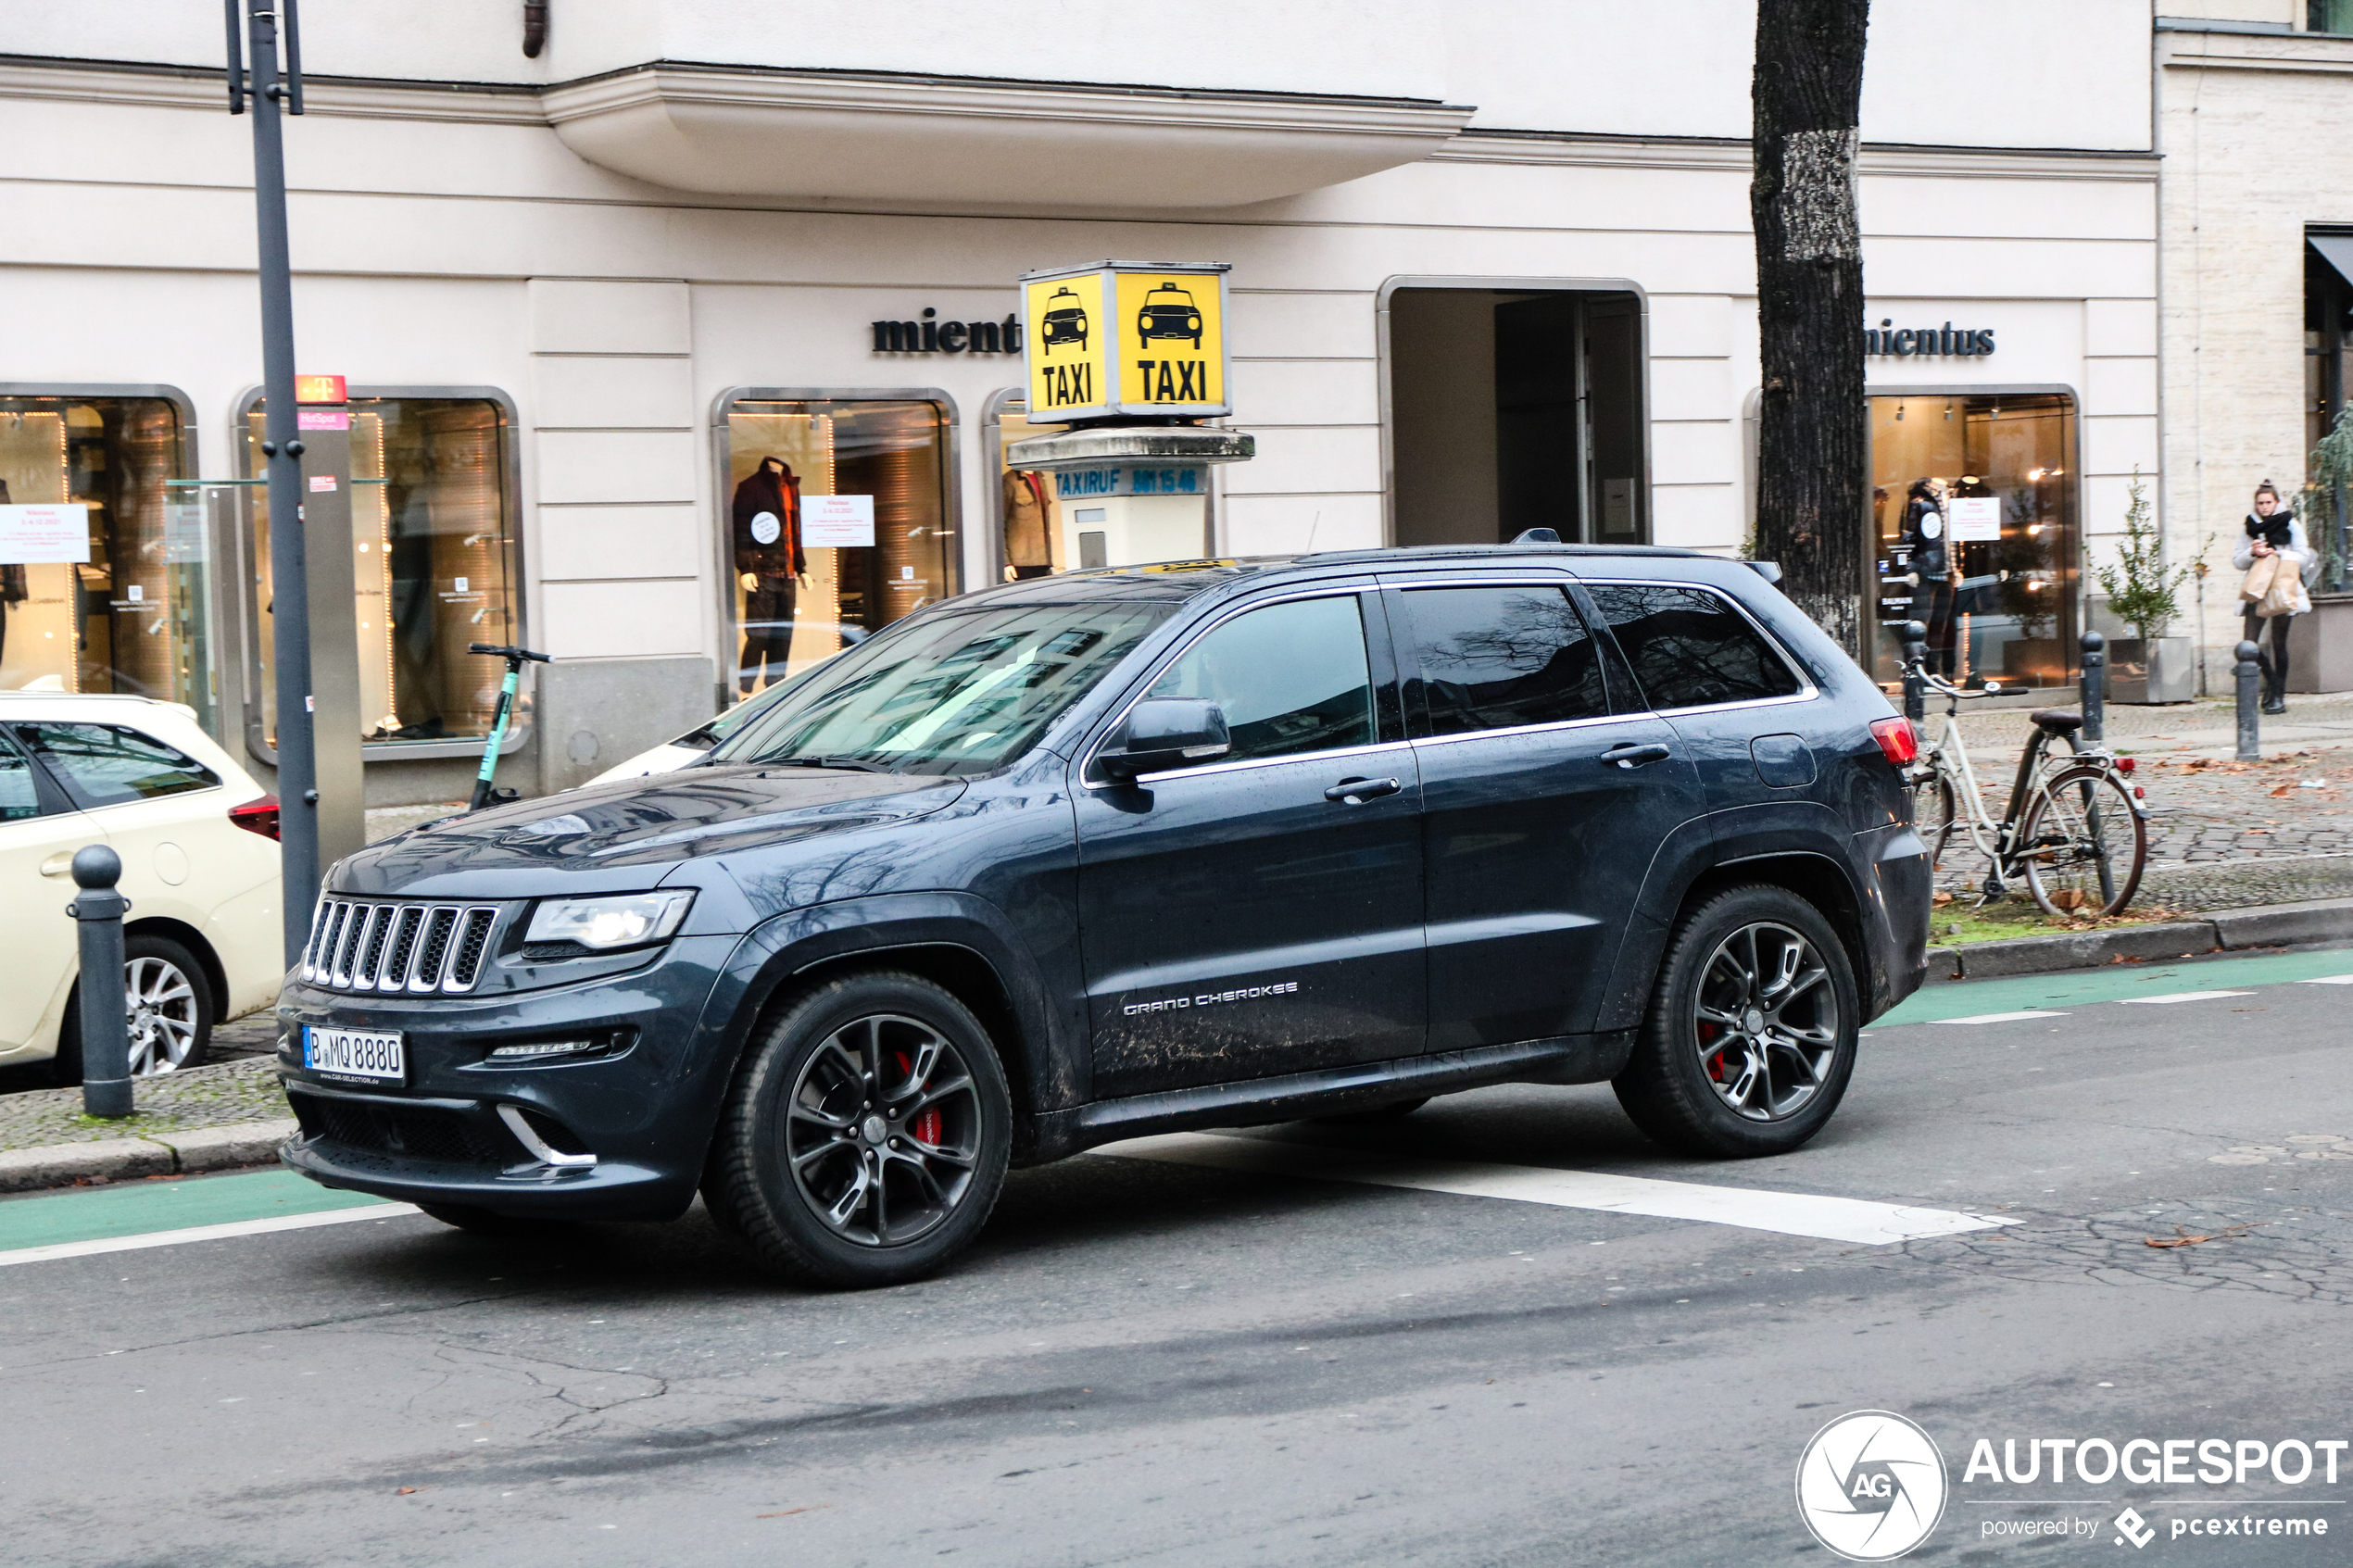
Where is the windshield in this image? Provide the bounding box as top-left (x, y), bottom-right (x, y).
top-left (709, 600), bottom-right (1175, 775)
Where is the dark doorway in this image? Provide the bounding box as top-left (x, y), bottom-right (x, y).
top-left (1388, 286), bottom-right (1647, 548)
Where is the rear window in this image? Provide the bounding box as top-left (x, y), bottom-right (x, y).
top-left (1399, 585), bottom-right (1609, 735)
top-left (10, 721), bottom-right (220, 809)
top-left (1583, 583), bottom-right (1804, 711)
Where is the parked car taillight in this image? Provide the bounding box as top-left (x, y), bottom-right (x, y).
top-left (231, 795), bottom-right (282, 840)
top-left (1869, 717), bottom-right (1919, 767)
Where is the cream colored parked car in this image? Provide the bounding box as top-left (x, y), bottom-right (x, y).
top-left (0, 694), bottom-right (283, 1080)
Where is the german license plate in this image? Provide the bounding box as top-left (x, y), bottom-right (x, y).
top-left (304, 1026), bottom-right (405, 1082)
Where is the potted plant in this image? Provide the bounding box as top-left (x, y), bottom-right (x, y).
top-left (2289, 406), bottom-right (2353, 693)
top-left (2095, 469), bottom-right (2195, 703)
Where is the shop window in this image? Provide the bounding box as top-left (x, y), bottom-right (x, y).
top-left (2308, 233), bottom-right (2353, 590)
top-left (241, 394), bottom-right (519, 747)
top-left (721, 395), bottom-right (956, 697)
top-left (1869, 392), bottom-right (2078, 690)
top-left (1387, 286), bottom-right (1647, 548)
top-left (0, 394), bottom-right (209, 728)
top-left (988, 393), bottom-right (1209, 580)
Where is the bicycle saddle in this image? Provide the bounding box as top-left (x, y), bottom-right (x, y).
top-left (2030, 709), bottom-right (2083, 734)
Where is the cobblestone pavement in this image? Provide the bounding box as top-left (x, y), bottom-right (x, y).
top-left (0, 1057), bottom-right (285, 1149)
top-left (1935, 692), bottom-right (2353, 908)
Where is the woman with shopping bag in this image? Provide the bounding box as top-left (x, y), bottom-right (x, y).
top-left (2234, 480), bottom-right (2316, 714)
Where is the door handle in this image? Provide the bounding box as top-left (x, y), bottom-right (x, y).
top-left (1325, 776), bottom-right (1403, 805)
top-left (39, 852), bottom-right (78, 878)
top-left (1600, 742), bottom-right (1672, 770)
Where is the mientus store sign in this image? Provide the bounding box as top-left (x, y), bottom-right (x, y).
top-left (1868, 318), bottom-right (1995, 358)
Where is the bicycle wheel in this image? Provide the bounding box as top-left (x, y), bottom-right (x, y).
top-left (1910, 769), bottom-right (1958, 870)
top-left (2017, 765), bottom-right (2145, 919)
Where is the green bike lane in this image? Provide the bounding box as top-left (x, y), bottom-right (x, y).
top-left (6, 943), bottom-right (2348, 1261)
top-left (1870, 943), bottom-right (2353, 1025)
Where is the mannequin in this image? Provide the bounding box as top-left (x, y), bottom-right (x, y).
top-left (1902, 478), bottom-right (1956, 675)
top-left (732, 457), bottom-right (808, 695)
top-left (1001, 468), bottom-right (1056, 581)
top-left (0, 479), bottom-right (21, 671)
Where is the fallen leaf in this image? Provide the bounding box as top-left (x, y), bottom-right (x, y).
top-left (396, 1486), bottom-right (422, 1496)
top-left (759, 1507), bottom-right (829, 1519)
top-left (1932, 890), bottom-right (1955, 906)
top-left (2271, 784), bottom-right (2296, 797)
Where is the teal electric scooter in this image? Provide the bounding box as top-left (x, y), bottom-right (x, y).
top-left (467, 642), bottom-right (549, 810)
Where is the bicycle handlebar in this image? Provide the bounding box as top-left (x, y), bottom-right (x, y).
top-left (1901, 659), bottom-right (2004, 700)
top-left (468, 643), bottom-right (550, 663)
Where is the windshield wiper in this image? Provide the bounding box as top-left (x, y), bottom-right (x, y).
top-left (762, 755), bottom-right (892, 774)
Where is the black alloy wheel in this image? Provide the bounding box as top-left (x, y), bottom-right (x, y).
top-left (706, 971), bottom-right (1012, 1288)
top-left (1614, 884), bottom-right (1860, 1158)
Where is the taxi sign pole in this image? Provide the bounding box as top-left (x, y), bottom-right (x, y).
top-left (228, 0), bottom-right (322, 965)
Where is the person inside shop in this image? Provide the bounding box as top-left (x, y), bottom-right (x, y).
top-left (733, 455), bottom-right (810, 696)
top-left (1902, 478), bottom-right (1956, 675)
top-left (2235, 479), bottom-right (2315, 715)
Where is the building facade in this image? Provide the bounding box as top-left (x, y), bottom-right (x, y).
top-left (2158, 2), bottom-right (2353, 691)
top-left (0, 2), bottom-right (2158, 804)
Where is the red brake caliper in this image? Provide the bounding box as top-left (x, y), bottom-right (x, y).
top-left (895, 1051), bottom-right (942, 1145)
top-left (1699, 1021), bottom-right (1728, 1083)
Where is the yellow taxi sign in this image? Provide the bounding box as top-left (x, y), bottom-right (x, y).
top-left (1021, 261), bottom-right (1230, 424)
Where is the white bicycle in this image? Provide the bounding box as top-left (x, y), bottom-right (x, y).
top-left (1904, 654), bottom-right (2148, 918)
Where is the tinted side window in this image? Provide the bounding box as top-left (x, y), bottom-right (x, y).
top-left (11, 722), bottom-right (220, 809)
top-left (0, 739), bottom-right (42, 822)
top-left (1402, 585), bottom-right (1607, 736)
top-left (1584, 584), bottom-right (1803, 710)
top-left (1145, 596), bottom-right (1375, 763)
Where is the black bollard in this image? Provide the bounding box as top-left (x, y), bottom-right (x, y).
top-left (2235, 639), bottom-right (2263, 762)
top-left (1902, 620), bottom-right (1929, 726)
top-left (68, 844), bottom-right (132, 1118)
top-left (2079, 630), bottom-right (2106, 748)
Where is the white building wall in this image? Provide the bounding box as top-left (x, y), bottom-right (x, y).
top-left (0, 3), bottom-right (2170, 791)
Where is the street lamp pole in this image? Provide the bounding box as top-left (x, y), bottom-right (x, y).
top-left (227, 0), bottom-right (319, 966)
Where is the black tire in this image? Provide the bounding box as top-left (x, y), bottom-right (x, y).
top-left (1311, 1097), bottom-right (1430, 1125)
top-left (2018, 765), bottom-right (2146, 919)
top-left (417, 1203), bottom-right (563, 1237)
top-left (52, 933), bottom-right (216, 1086)
top-left (703, 971), bottom-right (1013, 1289)
top-left (1613, 884), bottom-right (1860, 1159)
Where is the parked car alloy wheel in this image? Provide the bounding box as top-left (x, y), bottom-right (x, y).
top-left (707, 972), bottom-right (1012, 1287)
top-left (1614, 885), bottom-right (1858, 1157)
top-left (54, 934), bottom-right (215, 1084)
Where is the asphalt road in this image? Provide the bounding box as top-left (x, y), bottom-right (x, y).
top-left (5, 949), bottom-right (2353, 1567)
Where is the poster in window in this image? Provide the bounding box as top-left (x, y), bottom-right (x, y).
top-left (804, 494), bottom-right (876, 548)
top-left (0, 504), bottom-right (92, 564)
top-left (1947, 496), bottom-right (2001, 542)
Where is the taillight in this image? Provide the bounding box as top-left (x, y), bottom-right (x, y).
top-left (230, 795), bottom-right (281, 840)
top-left (1869, 717), bottom-right (1919, 767)
top-left (2117, 756), bottom-right (2135, 774)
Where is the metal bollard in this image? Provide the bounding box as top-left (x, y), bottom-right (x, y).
top-left (2079, 630), bottom-right (2106, 747)
top-left (1902, 620), bottom-right (1929, 726)
top-left (68, 844), bottom-right (133, 1118)
top-left (2235, 639), bottom-right (2263, 762)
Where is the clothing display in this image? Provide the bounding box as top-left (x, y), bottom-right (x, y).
top-left (1902, 483), bottom-right (1957, 675)
top-left (0, 477), bottom-right (18, 668)
top-left (732, 457), bottom-right (806, 694)
top-left (1002, 467), bottom-right (1056, 577)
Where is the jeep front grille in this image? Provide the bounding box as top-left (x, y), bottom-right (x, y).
top-left (302, 897), bottom-right (502, 994)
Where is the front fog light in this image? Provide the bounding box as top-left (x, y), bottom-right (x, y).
top-left (525, 891), bottom-right (693, 950)
top-left (489, 1038), bottom-right (601, 1061)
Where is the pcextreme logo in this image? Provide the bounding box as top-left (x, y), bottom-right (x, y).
top-left (1796, 1411), bottom-right (1950, 1562)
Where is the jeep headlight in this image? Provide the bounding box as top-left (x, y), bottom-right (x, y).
top-left (525, 891), bottom-right (694, 950)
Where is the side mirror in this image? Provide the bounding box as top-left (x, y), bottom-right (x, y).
top-left (1097, 697), bottom-right (1230, 782)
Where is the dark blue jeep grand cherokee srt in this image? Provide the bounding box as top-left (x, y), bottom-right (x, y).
top-left (278, 545), bottom-right (1931, 1287)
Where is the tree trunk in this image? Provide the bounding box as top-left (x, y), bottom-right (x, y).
top-left (1752, 0), bottom-right (1869, 661)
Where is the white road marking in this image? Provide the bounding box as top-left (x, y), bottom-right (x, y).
top-left (1932, 1010), bottom-right (2070, 1025)
top-left (1095, 1133), bottom-right (2012, 1246)
top-left (2117, 990), bottom-right (2256, 1005)
top-left (0, 1203), bottom-right (419, 1269)
top-left (2299, 975), bottom-right (2353, 985)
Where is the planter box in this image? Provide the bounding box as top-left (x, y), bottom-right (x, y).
top-left (2286, 593), bottom-right (2353, 694)
top-left (2107, 634), bottom-right (2196, 704)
